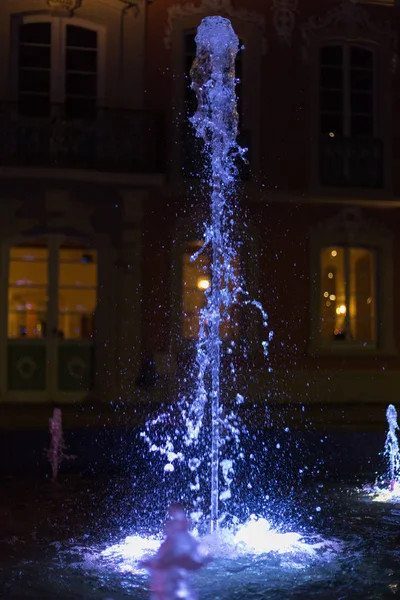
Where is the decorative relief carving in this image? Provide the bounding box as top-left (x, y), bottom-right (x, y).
top-left (301, 0), bottom-right (398, 68)
top-left (272, 0), bottom-right (298, 46)
top-left (164, 0), bottom-right (267, 53)
top-left (47, 0), bottom-right (82, 15)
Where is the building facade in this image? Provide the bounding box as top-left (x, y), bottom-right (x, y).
top-left (0, 0), bottom-right (399, 430)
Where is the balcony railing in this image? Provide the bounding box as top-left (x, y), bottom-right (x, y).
top-left (0, 104), bottom-right (165, 174)
top-left (319, 135), bottom-right (384, 189)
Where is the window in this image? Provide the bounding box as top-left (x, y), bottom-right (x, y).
top-left (318, 44), bottom-right (383, 188)
top-left (320, 246), bottom-right (375, 344)
top-left (8, 241), bottom-right (97, 340)
top-left (320, 44), bottom-right (375, 137)
top-left (6, 237), bottom-right (97, 394)
top-left (181, 241), bottom-right (239, 340)
top-left (309, 209), bottom-right (395, 355)
top-left (15, 16), bottom-right (102, 118)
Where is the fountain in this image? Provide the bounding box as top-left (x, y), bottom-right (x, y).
top-left (7, 15), bottom-right (400, 600)
top-left (140, 16), bottom-right (271, 534)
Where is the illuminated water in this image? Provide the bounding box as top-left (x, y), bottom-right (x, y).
top-left (2, 476), bottom-right (400, 599)
top-left (142, 15), bottom-right (271, 535)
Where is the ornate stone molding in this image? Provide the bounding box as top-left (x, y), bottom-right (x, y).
top-left (301, 0), bottom-right (398, 68)
top-left (272, 0), bottom-right (298, 46)
top-left (47, 0), bottom-right (82, 16)
top-left (164, 0), bottom-right (267, 54)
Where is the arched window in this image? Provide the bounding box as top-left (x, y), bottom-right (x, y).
top-left (309, 209), bottom-right (394, 355)
top-left (319, 44), bottom-right (375, 138)
top-left (14, 15), bottom-right (104, 119)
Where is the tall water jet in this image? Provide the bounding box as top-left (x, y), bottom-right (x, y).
top-left (140, 16), bottom-right (270, 532)
top-left (189, 17), bottom-right (242, 532)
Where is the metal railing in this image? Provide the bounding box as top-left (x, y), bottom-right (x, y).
top-left (0, 103), bottom-right (165, 174)
top-left (319, 135), bottom-right (384, 189)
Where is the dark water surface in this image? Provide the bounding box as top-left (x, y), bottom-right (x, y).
top-left (0, 475), bottom-right (399, 599)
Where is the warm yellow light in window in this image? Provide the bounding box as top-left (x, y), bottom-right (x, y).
top-left (329, 132), bottom-right (335, 138)
top-left (323, 291), bottom-right (329, 298)
top-left (331, 250), bottom-right (337, 257)
top-left (329, 294), bottom-right (336, 301)
top-left (198, 278), bottom-right (210, 290)
top-left (367, 297), bottom-right (372, 304)
top-left (328, 272), bottom-right (334, 279)
top-left (336, 304), bottom-right (346, 315)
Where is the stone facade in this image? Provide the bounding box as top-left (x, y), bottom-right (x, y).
top-left (0, 0), bottom-right (399, 431)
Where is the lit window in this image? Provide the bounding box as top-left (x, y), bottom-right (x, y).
top-left (58, 248), bottom-right (97, 339)
top-left (182, 241), bottom-right (239, 340)
top-left (8, 245), bottom-right (48, 338)
top-left (320, 246), bottom-right (375, 343)
top-left (7, 241), bottom-right (97, 340)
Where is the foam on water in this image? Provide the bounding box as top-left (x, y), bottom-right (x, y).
top-left (99, 517), bottom-right (339, 575)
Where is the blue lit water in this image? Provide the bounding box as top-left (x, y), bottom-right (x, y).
top-left (1, 474), bottom-right (400, 599)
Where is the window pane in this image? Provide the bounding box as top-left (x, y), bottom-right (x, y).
top-left (320, 114), bottom-right (343, 135)
top-left (351, 115), bottom-right (374, 136)
top-left (20, 22), bottom-right (51, 44)
top-left (19, 45), bottom-right (51, 69)
top-left (320, 247), bottom-right (346, 341)
top-left (351, 92), bottom-right (373, 114)
top-left (58, 248), bottom-right (97, 339)
top-left (8, 246), bottom-right (48, 338)
top-left (320, 246), bottom-right (376, 344)
top-left (66, 25), bottom-right (97, 49)
top-left (351, 69), bottom-right (373, 92)
top-left (351, 47), bottom-right (373, 69)
top-left (19, 69), bottom-right (50, 93)
top-left (320, 45), bottom-right (343, 66)
top-left (320, 67), bottom-right (343, 89)
top-left (349, 248), bottom-right (375, 342)
top-left (66, 49), bottom-right (97, 72)
top-left (66, 73), bottom-right (97, 96)
top-left (320, 90), bottom-right (343, 113)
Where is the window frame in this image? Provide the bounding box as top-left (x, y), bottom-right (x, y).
top-left (318, 244), bottom-right (377, 348)
top-left (10, 13), bottom-right (106, 113)
top-left (319, 42), bottom-right (377, 138)
top-left (309, 209), bottom-right (396, 356)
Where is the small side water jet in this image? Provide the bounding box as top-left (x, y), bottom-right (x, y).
top-left (384, 404), bottom-right (400, 492)
top-left (363, 404), bottom-right (400, 501)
